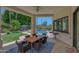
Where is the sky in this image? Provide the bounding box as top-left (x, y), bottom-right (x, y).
top-left (0, 7), bottom-right (6, 14)
top-left (36, 17), bottom-right (53, 25)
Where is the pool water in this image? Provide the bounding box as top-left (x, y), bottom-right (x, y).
top-left (36, 29), bottom-right (48, 35)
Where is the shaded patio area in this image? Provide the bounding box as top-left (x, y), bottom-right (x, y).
top-left (0, 6), bottom-right (78, 53)
top-left (5, 38), bottom-right (55, 53)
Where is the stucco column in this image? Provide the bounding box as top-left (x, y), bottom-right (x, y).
top-left (31, 16), bottom-right (36, 34)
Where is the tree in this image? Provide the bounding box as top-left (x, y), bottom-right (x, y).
top-left (2, 10), bottom-right (10, 24)
top-left (42, 21), bottom-right (47, 26)
top-left (10, 11), bottom-right (17, 20)
top-left (17, 13), bottom-right (31, 25)
top-left (2, 9), bottom-right (31, 31)
top-left (11, 20), bottom-right (21, 31)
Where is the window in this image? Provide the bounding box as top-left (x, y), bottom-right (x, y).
top-left (53, 20), bottom-right (58, 31)
top-left (58, 19), bottom-right (62, 31)
top-left (62, 16), bottom-right (68, 32)
top-left (53, 16), bottom-right (69, 33)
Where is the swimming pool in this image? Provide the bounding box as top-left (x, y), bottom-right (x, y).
top-left (36, 29), bottom-right (48, 35)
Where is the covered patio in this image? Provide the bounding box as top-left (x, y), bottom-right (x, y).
top-left (0, 6), bottom-right (78, 53)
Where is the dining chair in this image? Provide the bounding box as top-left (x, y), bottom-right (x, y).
top-left (33, 39), bottom-right (42, 52)
top-left (42, 36), bottom-right (47, 44)
top-left (16, 40), bottom-right (31, 53)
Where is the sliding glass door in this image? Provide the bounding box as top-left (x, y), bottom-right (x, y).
top-left (73, 7), bottom-right (79, 51)
top-left (76, 8), bottom-right (79, 50)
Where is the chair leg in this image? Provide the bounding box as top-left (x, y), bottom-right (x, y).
top-left (34, 41), bottom-right (42, 52)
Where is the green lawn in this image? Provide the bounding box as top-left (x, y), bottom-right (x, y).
top-left (2, 32), bottom-right (22, 44)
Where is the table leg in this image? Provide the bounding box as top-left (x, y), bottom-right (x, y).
top-left (30, 43), bottom-right (33, 53)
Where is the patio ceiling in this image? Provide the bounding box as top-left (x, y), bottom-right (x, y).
top-left (15, 6), bottom-right (68, 16)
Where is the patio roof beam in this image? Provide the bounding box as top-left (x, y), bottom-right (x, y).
top-left (5, 6), bottom-right (55, 17)
top-left (35, 14), bottom-right (54, 17)
top-left (4, 6), bottom-right (34, 16)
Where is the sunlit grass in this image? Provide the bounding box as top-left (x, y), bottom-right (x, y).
top-left (2, 32), bottom-right (22, 44)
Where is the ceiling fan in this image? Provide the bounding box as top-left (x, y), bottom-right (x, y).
top-left (36, 6), bottom-right (40, 12)
top-left (35, 6), bottom-right (40, 12)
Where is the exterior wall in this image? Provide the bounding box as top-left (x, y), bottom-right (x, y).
top-left (53, 6), bottom-right (77, 46)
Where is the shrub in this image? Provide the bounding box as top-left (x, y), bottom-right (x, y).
top-left (2, 28), bottom-right (9, 32)
top-left (6, 30), bottom-right (11, 34)
top-left (11, 20), bottom-right (21, 31)
top-left (1, 22), bottom-right (10, 33)
top-left (2, 21), bottom-right (10, 29)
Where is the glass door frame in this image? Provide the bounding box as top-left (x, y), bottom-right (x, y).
top-left (73, 7), bottom-right (79, 49)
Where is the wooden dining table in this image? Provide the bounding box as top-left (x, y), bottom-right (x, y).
top-left (26, 37), bottom-right (39, 52)
top-left (27, 37), bottom-right (38, 44)
top-left (26, 35), bottom-right (44, 52)
top-left (27, 35), bottom-right (44, 43)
